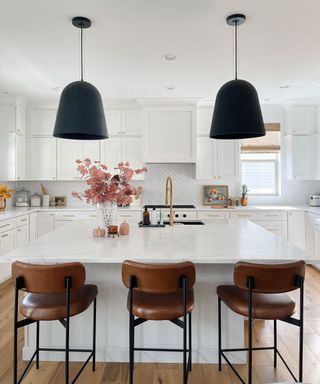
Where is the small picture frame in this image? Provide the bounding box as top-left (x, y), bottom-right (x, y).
top-left (203, 185), bottom-right (229, 206)
top-left (54, 196), bottom-right (67, 207)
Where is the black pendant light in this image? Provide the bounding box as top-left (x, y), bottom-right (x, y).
top-left (53, 17), bottom-right (108, 140)
top-left (210, 14), bottom-right (265, 140)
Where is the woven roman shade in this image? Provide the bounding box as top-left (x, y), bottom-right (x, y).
top-left (241, 123), bottom-right (280, 153)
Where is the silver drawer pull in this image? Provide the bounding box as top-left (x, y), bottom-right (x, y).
top-left (119, 215), bottom-right (133, 218)
top-left (208, 214), bottom-right (221, 217)
top-left (1, 233), bottom-right (8, 237)
top-left (265, 214), bottom-right (278, 217)
top-left (238, 214), bottom-right (250, 218)
top-left (89, 215), bottom-right (96, 217)
top-left (0, 224), bottom-right (10, 229)
top-left (62, 215), bottom-right (75, 217)
top-left (20, 218), bottom-right (28, 222)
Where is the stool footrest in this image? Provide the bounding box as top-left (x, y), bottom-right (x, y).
top-left (134, 347), bottom-right (190, 353)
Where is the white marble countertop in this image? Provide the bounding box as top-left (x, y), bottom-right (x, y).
top-left (2, 218), bottom-right (315, 265)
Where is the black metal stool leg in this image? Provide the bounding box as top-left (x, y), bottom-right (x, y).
top-left (36, 321), bottom-right (40, 369)
top-left (248, 278), bottom-right (253, 384)
top-left (65, 278), bottom-right (71, 384)
top-left (273, 320), bottom-right (277, 368)
top-left (299, 276), bottom-right (304, 383)
top-left (129, 313), bottom-right (134, 384)
top-left (218, 297), bottom-right (222, 371)
top-left (188, 312), bottom-right (192, 372)
top-left (93, 298), bottom-right (97, 372)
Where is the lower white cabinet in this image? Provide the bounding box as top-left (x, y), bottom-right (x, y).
top-left (29, 212), bottom-right (38, 242)
top-left (251, 220), bottom-right (287, 239)
top-left (197, 211), bottom-right (229, 220)
top-left (27, 137), bottom-right (57, 180)
top-left (16, 225), bottom-right (28, 248)
top-left (0, 229), bottom-right (16, 282)
top-left (37, 212), bottom-right (55, 237)
top-left (287, 211), bottom-right (305, 250)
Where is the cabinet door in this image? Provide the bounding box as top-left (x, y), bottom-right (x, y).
top-left (285, 135), bottom-right (315, 180)
top-left (0, 104), bottom-right (15, 133)
top-left (287, 211), bottom-right (305, 250)
top-left (252, 220), bottom-right (287, 239)
top-left (100, 138), bottom-right (122, 172)
top-left (105, 110), bottom-right (122, 136)
top-left (16, 105), bottom-right (26, 134)
top-left (122, 138), bottom-right (144, 180)
top-left (123, 110), bottom-right (142, 135)
top-left (197, 107), bottom-right (213, 135)
top-left (0, 134), bottom-right (16, 180)
top-left (28, 137), bottom-right (57, 180)
top-left (29, 212), bottom-right (38, 242)
top-left (287, 106), bottom-right (316, 135)
top-left (57, 139), bottom-right (82, 180)
top-left (218, 140), bottom-right (240, 179)
top-left (29, 109), bottom-right (57, 136)
top-left (143, 108), bottom-right (196, 163)
top-left (16, 135), bottom-right (26, 180)
top-left (82, 141), bottom-right (100, 162)
top-left (16, 225), bottom-right (29, 248)
top-left (0, 229), bottom-right (16, 254)
top-left (37, 213), bottom-right (55, 237)
top-left (196, 137), bottom-right (217, 179)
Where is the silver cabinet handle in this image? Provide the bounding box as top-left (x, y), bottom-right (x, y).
top-left (1, 233), bottom-right (8, 238)
top-left (238, 214), bottom-right (250, 218)
top-left (265, 214), bottom-right (278, 217)
top-left (20, 218), bottom-right (28, 222)
top-left (0, 224), bottom-right (10, 229)
top-left (62, 215), bottom-right (75, 218)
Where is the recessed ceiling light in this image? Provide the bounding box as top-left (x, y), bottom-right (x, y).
top-left (52, 86), bottom-right (63, 91)
top-left (279, 84), bottom-right (290, 89)
top-left (165, 86), bottom-right (175, 91)
top-left (163, 53), bottom-right (177, 61)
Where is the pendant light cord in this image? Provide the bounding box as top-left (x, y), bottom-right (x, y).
top-left (234, 20), bottom-right (238, 80)
top-left (80, 23), bottom-right (84, 81)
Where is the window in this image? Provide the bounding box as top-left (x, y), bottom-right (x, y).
top-left (241, 124), bottom-right (281, 196)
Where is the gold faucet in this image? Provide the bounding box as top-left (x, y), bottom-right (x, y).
top-left (165, 176), bottom-right (174, 226)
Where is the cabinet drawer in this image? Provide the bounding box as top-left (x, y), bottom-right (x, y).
top-left (55, 212), bottom-right (97, 221)
top-left (0, 219), bottom-right (16, 234)
top-left (118, 212), bottom-right (142, 221)
top-left (230, 211), bottom-right (285, 221)
top-left (198, 211), bottom-right (229, 219)
top-left (16, 215), bottom-right (29, 226)
top-left (252, 220), bottom-right (287, 239)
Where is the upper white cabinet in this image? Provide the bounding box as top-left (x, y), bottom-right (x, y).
top-left (16, 135), bottom-right (26, 180)
top-left (0, 134), bottom-right (16, 180)
top-left (285, 105), bottom-right (316, 135)
top-left (284, 135), bottom-right (315, 180)
top-left (143, 107), bottom-right (196, 163)
top-left (197, 107), bottom-right (213, 135)
top-left (0, 102), bottom-right (26, 134)
top-left (27, 137), bottom-right (57, 180)
top-left (105, 110), bottom-right (142, 136)
top-left (29, 108), bottom-right (57, 136)
top-left (196, 137), bottom-right (240, 179)
top-left (122, 138), bottom-right (144, 180)
top-left (101, 138), bottom-right (122, 171)
top-left (16, 105), bottom-right (26, 135)
top-left (57, 139), bottom-right (100, 180)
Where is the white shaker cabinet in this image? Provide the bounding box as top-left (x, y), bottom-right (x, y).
top-left (27, 137), bottom-right (57, 180)
top-left (37, 212), bottom-right (55, 238)
top-left (105, 110), bottom-right (122, 136)
top-left (16, 134), bottom-right (26, 180)
top-left (16, 225), bottom-right (29, 248)
top-left (28, 108), bottom-right (57, 136)
top-left (0, 104), bottom-right (16, 132)
top-left (122, 110), bottom-right (142, 136)
top-left (285, 135), bottom-right (315, 180)
top-left (218, 140), bottom-right (240, 179)
top-left (287, 211), bottom-right (305, 250)
top-left (285, 106), bottom-right (316, 135)
top-left (100, 138), bottom-right (122, 171)
top-left (0, 134), bottom-right (16, 180)
top-left (122, 138), bottom-right (144, 179)
top-left (0, 228), bottom-right (15, 282)
top-left (197, 107), bottom-right (213, 135)
top-left (143, 107), bottom-right (196, 163)
top-left (29, 212), bottom-right (38, 242)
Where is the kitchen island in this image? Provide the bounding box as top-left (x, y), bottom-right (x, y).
top-left (2, 218), bottom-right (314, 364)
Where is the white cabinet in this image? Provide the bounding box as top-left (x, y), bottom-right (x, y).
top-left (29, 212), bottom-right (38, 242)
top-left (197, 211), bottom-right (229, 220)
top-left (252, 220), bottom-right (287, 239)
top-left (197, 107), bottom-right (213, 135)
top-left (143, 107), bottom-right (196, 163)
top-left (0, 102), bottom-right (25, 133)
top-left (196, 137), bottom-right (240, 179)
top-left (29, 108), bottom-right (57, 136)
top-left (0, 134), bottom-right (16, 180)
top-left (285, 135), bottom-right (315, 180)
top-left (122, 138), bottom-right (144, 179)
top-left (57, 139), bottom-right (100, 180)
top-left (16, 135), bottom-right (26, 180)
top-left (27, 137), bottom-right (57, 180)
top-left (16, 225), bottom-right (28, 248)
top-left (287, 211), bottom-right (305, 250)
top-left (100, 138), bottom-right (122, 171)
top-left (105, 110), bottom-right (142, 136)
top-left (0, 228), bottom-right (16, 281)
top-left (37, 212), bottom-right (55, 237)
top-left (16, 105), bottom-right (26, 135)
top-left (286, 106), bottom-right (316, 135)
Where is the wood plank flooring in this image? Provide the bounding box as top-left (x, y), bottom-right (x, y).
top-left (1, 267), bottom-right (320, 383)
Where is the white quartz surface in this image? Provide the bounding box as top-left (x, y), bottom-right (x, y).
top-left (2, 218), bottom-right (313, 264)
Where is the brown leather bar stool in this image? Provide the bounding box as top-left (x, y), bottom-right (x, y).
top-left (217, 260), bottom-right (305, 384)
top-left (12, 261), bottom-right (98, 384)
top-left (122, 260), bottom-right (196, 384)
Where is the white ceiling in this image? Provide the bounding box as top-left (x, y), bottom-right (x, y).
top-left (0, 0), bottom-right (320, 103)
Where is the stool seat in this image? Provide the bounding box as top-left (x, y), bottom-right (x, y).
top-left (217, 285), bottom-right (296, 320)
top-left (20, 284), bottom-right (98, 321)
top-left (127, 289), bottom-right (194, 321)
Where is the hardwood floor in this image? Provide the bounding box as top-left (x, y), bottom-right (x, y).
top-left (1, 267), bottom-right (320, 383)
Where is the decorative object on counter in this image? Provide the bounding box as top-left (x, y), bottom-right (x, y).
top-left (41, 184), bottom-right (50, 207)
top-left (210, 14), bottom-right (265, 140)
top-left (30, 194), bottom-right (41, 207)
top-left (54, 196), bottom-right (67, 207)
top-left (203, 185), bottom-right (228, 206)
top-left (150, 207), bottom-right (158, 225)
top-left (119, 220), bottom-right (130, 236)
top-left (159, 209), bottom-right (164, 225)
top-left (235, 199), bottom-right (240, 206)
top-left (93, 226), bottom-right (106, 238)
top-left (241, 184), bottom-right (249, 206)
top-left (143, 207), bottom-right (150, 225)
top-left (53, 17), bottom-right (108, 140)
top-left (50, 196), bottom-right (56, 207)
top-left (15, 188), bottom-right (29, 207)
top-left (108, 225), bottom-right (119, 238)
top-left (0, 184), bottom-right (14, 211)
top-left (72, 159), bottom-right (147, 228)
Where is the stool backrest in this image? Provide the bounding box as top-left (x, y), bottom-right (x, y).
top-left (12, 261), bottom-right (86, 294)
top-left (234, 260), bottom-right (305, 293)
top-left (122, 260), bottom-right (195, 293)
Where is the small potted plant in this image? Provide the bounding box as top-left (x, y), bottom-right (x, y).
top-left (0, 184), bottom-right (14, 211)
top-left (241, 184), bottom-right (249, 206)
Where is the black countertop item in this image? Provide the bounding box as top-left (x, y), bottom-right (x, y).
top-left (144, 205), bottom-right (196, 209)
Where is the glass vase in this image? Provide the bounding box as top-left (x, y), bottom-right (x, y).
top-left (97, 201), bottom-right (118, 229)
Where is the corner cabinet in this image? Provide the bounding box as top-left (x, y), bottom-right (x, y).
top-left (196, 137), bottom-right (240, 180)
top-left (142, 107), bottom-right (196, 163)
top-left (27, 137), bottom-right (57, 180)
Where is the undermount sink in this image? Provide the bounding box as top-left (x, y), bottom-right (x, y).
top-left (163, 220), bottom-right (205, 226)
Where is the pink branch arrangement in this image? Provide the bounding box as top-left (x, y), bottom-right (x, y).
top-left (72, 159), bottom-right (147, 206)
